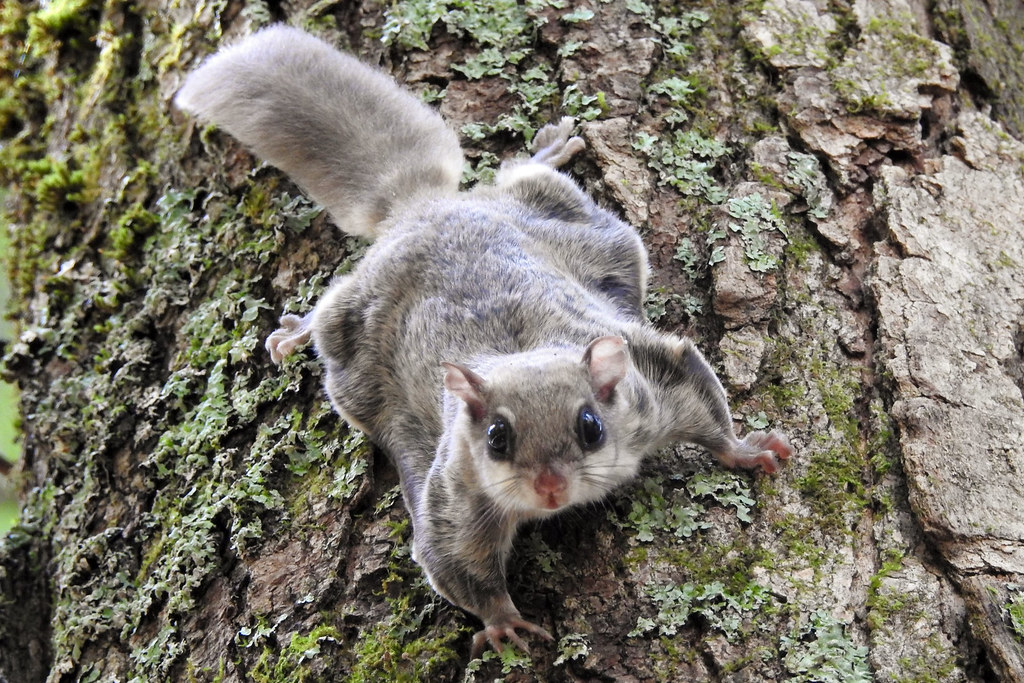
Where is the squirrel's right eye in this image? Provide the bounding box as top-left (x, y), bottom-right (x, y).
top-left (487, 417), bottom-right (512, 459)
top-left (577, 406), bottom-right (605, 450)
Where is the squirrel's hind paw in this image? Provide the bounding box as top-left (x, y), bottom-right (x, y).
top-left (530, 116), bottom-right (585, 168)
top-left (266, 313), bottom-right (313, 364)
top-left (470, 616), bottom-right (553, 658)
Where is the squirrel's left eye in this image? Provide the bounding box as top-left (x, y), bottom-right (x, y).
top-left (577, 406), bottom-right (604, 450)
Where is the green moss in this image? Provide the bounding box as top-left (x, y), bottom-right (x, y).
top-left (861, 16), bottom-right (940, 77)
top-left (2, 1), bottom-right (185, 305)
top-left (795, 444), bottom-right (865, 526)
top-left (762, 321), bottom-right (880, 534)
top-left (1008, 589), bottom-right (1024, 642)
top-left (832, 80), bottom-right (893, 114)
top-left (813, 354), bottom-right (861, 440)
top-left (107, 203), bottom-right (160, 262)
top-left (784, 230), bottom-right (822, 266)
top-left (0, 0), bottom-right (387, 678)
top-left (675, 541), bottom-right (773, 595)
top-left (865, 548), bottom-right (907, 631)
top-left (866, 398), bottom-right (897, 478)
top-left (348, 599), bottom-right (463, 682)
top-left (0, 195), bottom-right (20, 477)
top-left (624, 544), bottom-right (649, 569)
top-left (2, 128), bottom-right (349, 680)
top-left (347, 519), bottom-right (464, 681)
top-left (26, 0), bottom-right (98, 55)
top-left (186, 657), bottom-right (227, 683)
top-left (991, 250), bottom-right (1017, 269)
top-left (828, 12), bottom-right (947, 116)
top-left (740, 0), bottom-right (836, 69)
top-left (748, 161), bottom-right (785, 190)
top-left (932, 7), bottom-right (968, 64)
top-left (770, 513), bottom-right (830, 573)
top-left (863, 545), bottom-right (961, 683)
top-left (764, 375), bottom-right (809, 414)
top-left (29, 157), bottom-right (90, 211)
top-left (249, 624), bottom-right (343, 683)
top-left (895, 635), bottom-right (959, 682)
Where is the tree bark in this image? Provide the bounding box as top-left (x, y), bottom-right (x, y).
top-left (1, 0), bottom-right (1023, 681)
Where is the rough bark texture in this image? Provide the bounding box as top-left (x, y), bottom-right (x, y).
top-left (1, 0), bottom-right (1023, 681)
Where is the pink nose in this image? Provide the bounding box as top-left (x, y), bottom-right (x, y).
top-left (533, 469), bottom-right (567, 497)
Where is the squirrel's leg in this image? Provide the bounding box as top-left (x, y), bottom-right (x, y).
top-left (630, 330), bottom-right (793, 474)
top-left (530, 117), bottom-right (585, 168)
top-left (266, 312), bottom-right (313, 364)
top-left (410, 479), bottom-right (553, 656)
top-left (415, 536), bottom-right (553, 657)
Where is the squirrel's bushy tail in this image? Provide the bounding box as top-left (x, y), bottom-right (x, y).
top-left (175, 25), bottom-right (464, 239)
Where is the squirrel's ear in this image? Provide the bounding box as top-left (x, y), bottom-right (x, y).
top-left (442, 362), bottom-right (488, 421)
top-left (583, 336), bottom-right (628, 402)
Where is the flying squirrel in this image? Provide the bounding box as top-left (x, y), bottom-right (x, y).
top-left (175, 25), bottom-right (793, 657)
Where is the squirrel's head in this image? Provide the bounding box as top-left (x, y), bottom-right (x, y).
top-left (442, 336), bottom-right (641, 518)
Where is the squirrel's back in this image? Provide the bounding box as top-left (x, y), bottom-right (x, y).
top-left (311, 195), bottom-right (637, 442)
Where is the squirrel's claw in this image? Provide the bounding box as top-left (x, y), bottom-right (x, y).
top-left (471, 616), bottom-right (553, 658)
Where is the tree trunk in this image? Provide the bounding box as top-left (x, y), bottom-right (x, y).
top-left (2, 0), bottom-right (1023, 681)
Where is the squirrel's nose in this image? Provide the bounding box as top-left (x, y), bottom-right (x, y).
top-left (533, 467), bottom-right (567, 496)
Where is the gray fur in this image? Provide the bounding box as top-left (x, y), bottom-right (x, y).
top-left (176, 27), bottom-right (792, 655)
top-left (174, 25), bottom-right (463, 238)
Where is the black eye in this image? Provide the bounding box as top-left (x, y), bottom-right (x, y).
top-left (577, 406), bottom-right (604, 450)
top-left (487, 417), bottom-right (513, 459)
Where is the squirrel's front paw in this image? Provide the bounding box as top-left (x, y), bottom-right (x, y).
top-left (530, 116), bottom-right (585, 168)
top-left (471, 615), bottom-right (553, 658)
top-left (266, 313), bottom-right (313, 364)
top-left (716, 430), bottom-right (793, 474)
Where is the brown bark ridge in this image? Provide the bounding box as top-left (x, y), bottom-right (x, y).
top-left (1, 0), bottom-right (1023, 680)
